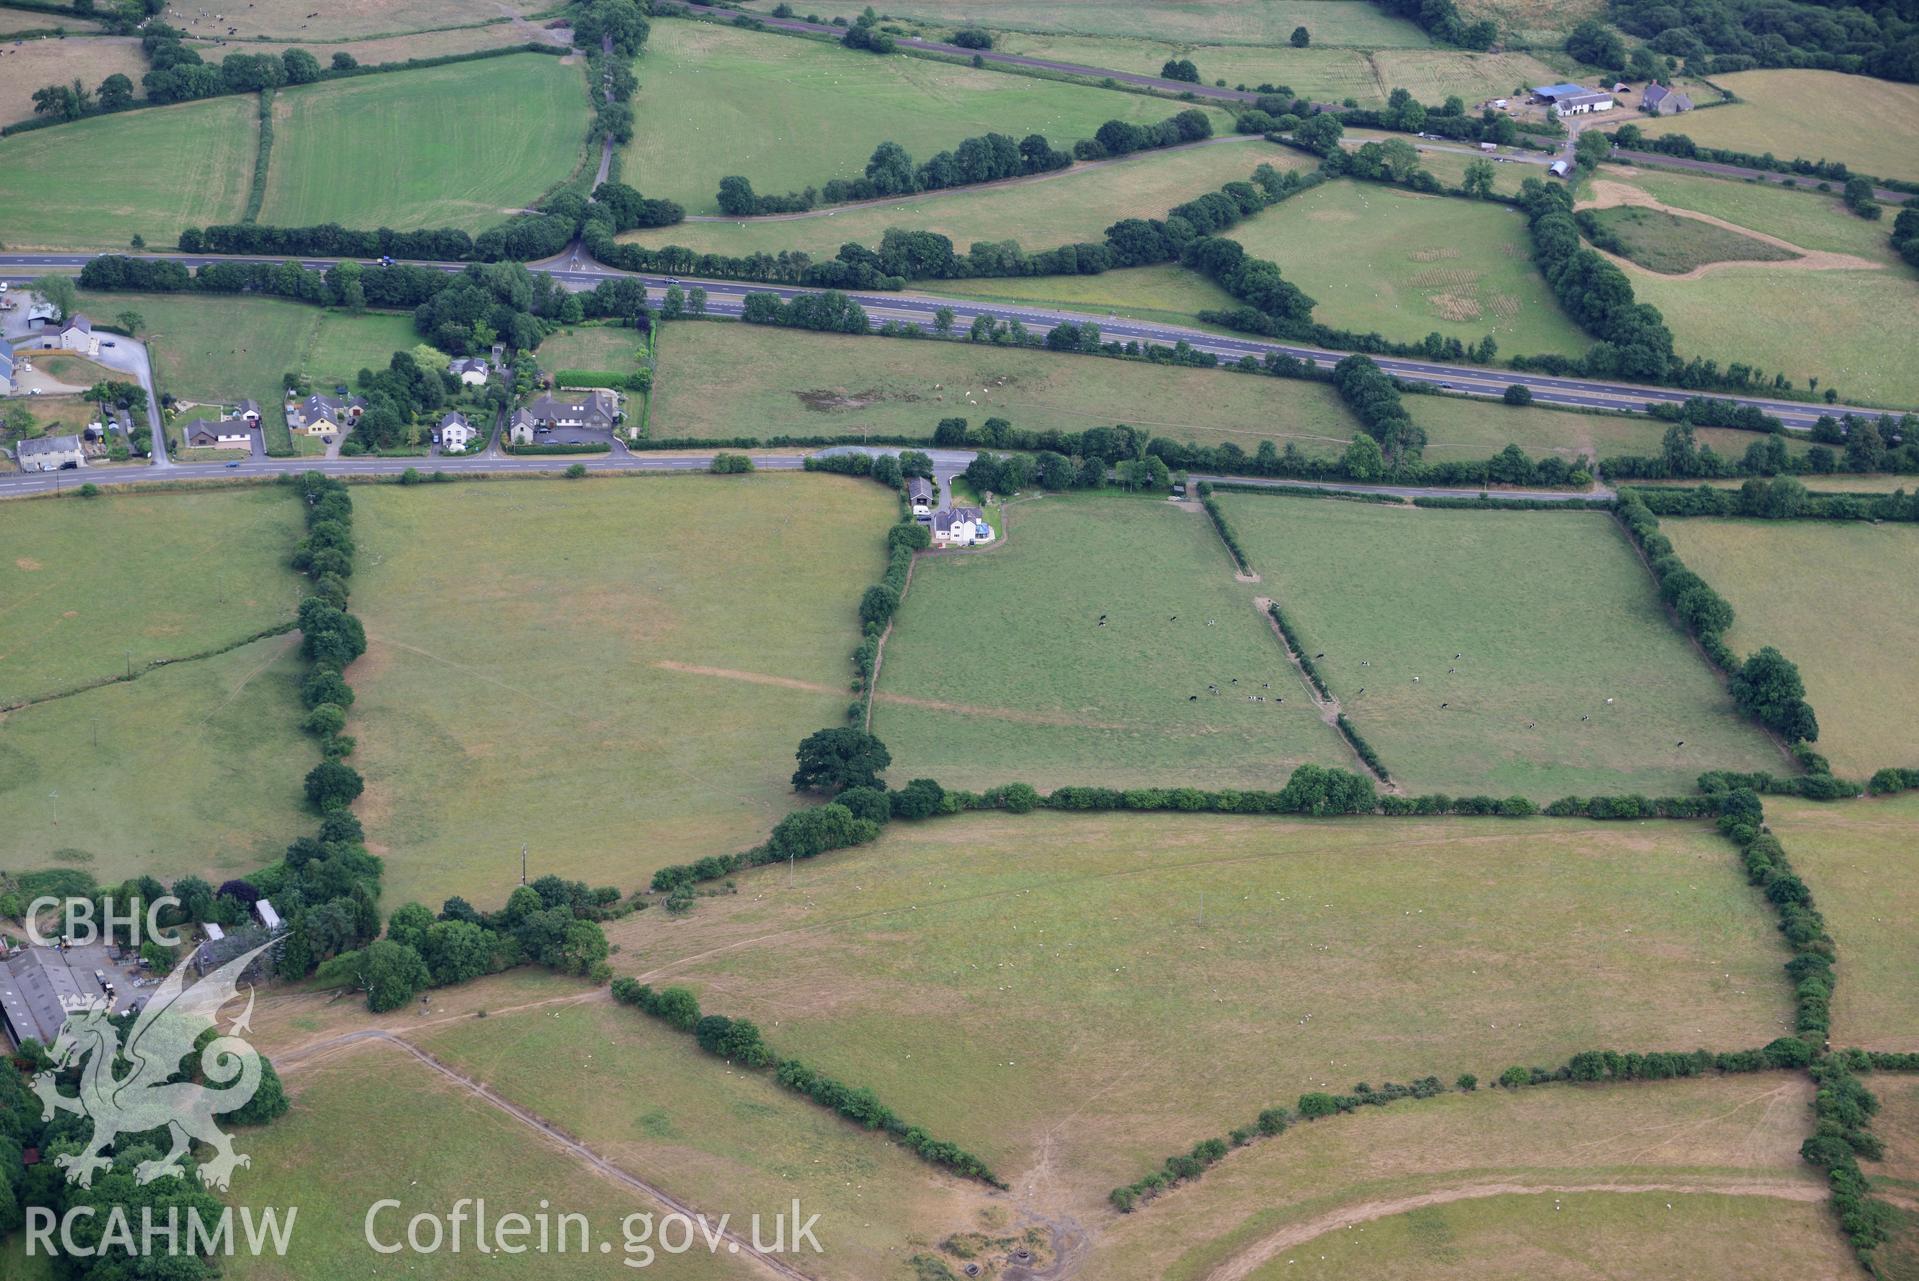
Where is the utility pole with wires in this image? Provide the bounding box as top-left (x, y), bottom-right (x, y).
top-left (520, 843), bottom-right (528, 887)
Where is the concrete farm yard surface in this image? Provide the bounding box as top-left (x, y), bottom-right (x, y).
top-left (343, 475), bottom-right (895, 911)
top-left (1218, 498), bottom-right (1785, 797)
top-left (0, 95), bottom-right (257, 251)
top-left (1658, 518), bottom-right (1919, 779)
top-left (872, 495), bottom-right (1353, 789)
top-left (1766, 794), bottom-right (1919, 1053)
top-left (257, 54), bottom-right (591, 233)
top-left (623, 20), bottom-right (1230, 215)
top-left (646, 320), bottom-right (1362, 453)
top-left (614, 810), bottom-right (1794, 1209)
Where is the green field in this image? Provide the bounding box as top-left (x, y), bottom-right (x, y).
top-left (344, 476), bottom-right (893, 911)
top-left (1634, 70), bottom-right (1919, 181)
top-left (228, 1040), bottom-right (755, 1281)
top-left (0, 96), bottom-right (256, 249)
top-left (1409, 396), bottom-right (1794, 464)
top-left (157, 0), bottom-right (538, 42)
top-left (649, 320), bottom-right (1360, 451)
top-left (873, 494), bottom-right (1353, 788)
top-left (745, 0), bottom-right (1434, 46)
top-left (1228, 181), bottom-right (1591, 358)
top-left (1601, 169), bottom-right (1900, 262)
top-left (1628, 266), bottom-right (1919, 408)
top-left (1769, 795), bottom-right (1919, 1051)
top-left (932, 262), bottom-right (1239, 326)
top-left (621, 138), bottom-right (1302, 258)
top-left (616, 810), bottom-right (1792, 1203)
top-left (535, 324), bottom-right (651, 373)
top-left (624, 21), bottom-right (1229, 215)
top-left (0, 634), bottom-right (315, 890)
top-left (76, 291), bottom-right (423, 415)
top-left (1219, 498), bottom-right (1786, 796)
top-left (415, 991), bottom-right (1000, 1281)
top-left (1583, 205), bottom-right (1801, 275)
top-left (258, 54), bottom-right (587, 231)
top-left (1659, 519), bottom-right (1919, 778)
top-left (1086, 1073), bottom-right (1826, 1280)
top-left (0, 488), bottom-right (306, 706)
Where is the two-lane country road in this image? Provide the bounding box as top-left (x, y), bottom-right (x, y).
top-left (0, 250), bottom-right (1893, 433)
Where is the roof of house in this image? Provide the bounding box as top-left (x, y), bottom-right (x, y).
top-left (181, 419), bottom-right (223, 440)
top-left (510, 407), bottom-right (538, 426)
top-left (0, 948), bottom-right (104, 1046)
top-left (527, 389), bottom-right (618, 423)
top-left (439, 411), bottom-right (469, 430)
top-left (17, 434), bottom-right (83, 457)
top-left (932, 510), bottom-right (954, 534)
top-left (1534, 83), bottom-right (1590, 99)
top-left (450, 357), bottom-right (489, 374)
top-left (299, 392), bottom-right (365, 422)
top-left (62, 314), bottom-right (91, 334)
top-left (236, 398), bottom-right (260, 416)
top-left (951, 506), bottom-right (984, 523)
top-left (1642, 82), bottom-right (1691, 108)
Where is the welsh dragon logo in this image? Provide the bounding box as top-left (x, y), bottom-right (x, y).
top-left (30, 944), bottom-right (271, 1191)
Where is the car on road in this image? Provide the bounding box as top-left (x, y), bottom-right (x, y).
top-left (226, 461), bottom-right (240, 468)
top-left (102, 340), bottom-right (116, 348)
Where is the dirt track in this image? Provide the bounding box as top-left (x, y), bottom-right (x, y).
top-left (1579, 178), bottom-right (1884, 279)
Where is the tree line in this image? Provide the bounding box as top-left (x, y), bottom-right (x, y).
top-left (1608, 0), bottom-right (1919, 83)
top-left (1624, 477), bottom-right (1919, 523)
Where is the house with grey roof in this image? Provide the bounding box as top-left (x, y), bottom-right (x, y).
top-left (1641, 82), bottom-right (1693, 115)
top-left (507, 407), bottom-right (538, 446)
top-left (181, 418), bottom-right (252, 449)
top-left (287, 392), bottom-right (366, 437)
top-left (526, 389), bottom-right (621, 433)
top-left (235, 398), bottom-right (262, 426)
top-left (15, 434), bottom-right (86, 472)
top-left (435, 411), bottom-right (476, 453)
top-left (450, 357), bottom-right (490, 387)
top-left (932, 504), bottom-right (994, 546)
top-left (58, 314), bottom-right (96, 354)
top-left (0, 339), bottom-right (13, 397)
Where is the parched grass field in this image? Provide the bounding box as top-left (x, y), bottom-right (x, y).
top-left (0, 5), bottom-right (102, 33)
top-left (0, 487), bottom-right (306, 706)
top-left (1454, 0), bottom-right (1604, 43)
top-left (1767, 795), bottom-right (1919, 1052)
top-left (754, 0), bottom-right (1434, 46)
top-left (1583, 205), bottom-right (1801, 275)
top-left (1634, 70), bottom-right (1919, 181)
top-left (1658, 519), bottom-right (1919, 778)
top-left (1232, 1191), bottom-right (1847, 1281)
top-left (614, 811), bottom-right (1793, 1204)
top-left (0, 35), bottom-right (147, 126)
top-left (1628, 266), bottom-right (1919, 408)
top-left (0, 635), bottom-right (314, 888)
top-left (181, 19), bottom-right (562, 67)
top-left (228, 1040), bottom-right (757, 1280)
top-left (258, 54), bottom-right (587, 232)
top-left (1218, 498), bottom-right (1787, 796)
top-left (344, 476), bottom-right (894, 911)
top-left (931, 262), bottom-right (1242, 328)
top-left (872, 495), bottom-right (1354, 788)
top-left (624, 21), bottom-right (1228, 215)
top-left (620, 138), bottom-right (1303, 258)
top-left (1085, 1073), bottom-right (1826, 1280)
top-left (648, 321), bottom-right (1360, 452)
top-left (1228, 181), bottom-right (1592, 358)
top-left (75, 292), bottom-right (423, 409)
top-left (413, 991), bottom-right (999, 1281)
top-left (0, 95), bottom-right (256, 249)
top-left (160, 0), bottom-right (540, 42)
top-left (1872, 1073), bottom-right (1919, 1198)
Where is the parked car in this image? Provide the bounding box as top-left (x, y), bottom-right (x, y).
top-left (102, 340), bottom-right (116, 348)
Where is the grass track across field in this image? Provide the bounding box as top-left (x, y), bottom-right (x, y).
top-left (0, 96), bottom-right (256, 249)
top-left (258, 53), bottom-right (588, 232)
top-left (1659, 519), bottom-right (1919, 779)
top-left (624, 20), bottom-right (1231, 215)
top-left (613, 810), bottom-right (1795, 1206)
top-left (1218, 497), bottom-right (1785, 796)
top-left (872, 493), bottom-right (1352, 787)
top-left (343, 475), bottom-right (894, 910)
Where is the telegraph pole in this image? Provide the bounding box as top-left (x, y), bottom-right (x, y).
top-left (520, 843), bottom-right (528, 886)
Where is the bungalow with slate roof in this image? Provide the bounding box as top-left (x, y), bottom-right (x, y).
top-left (16, 434), bottom-right (86, 471)
top-left (449, 357), bottom-right (490, 387)
top-left (287, 392), bottom-right (366, 437)
top-left (1641, 82), bottom-right (1693, 115)
top-left (0, 339), bottom-right (13, 397)
top-left (180, 418), bottom-right (252, 449)
top-left (436, 411), bottom-right (476, 453)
